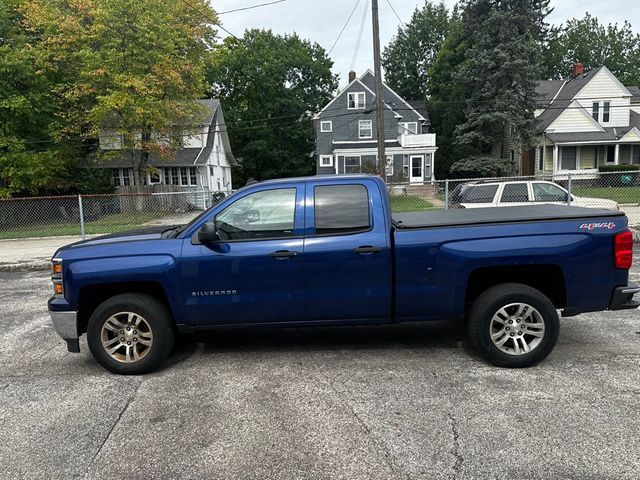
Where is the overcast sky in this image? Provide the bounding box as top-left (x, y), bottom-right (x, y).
top-left (213, 0), bottom-right (640, 86)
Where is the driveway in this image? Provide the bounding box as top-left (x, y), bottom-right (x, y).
top-left (1, 249), bottom-right (639, 479)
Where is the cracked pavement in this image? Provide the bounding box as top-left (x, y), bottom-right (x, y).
top-left (1, 248), bottom-right (639, 479)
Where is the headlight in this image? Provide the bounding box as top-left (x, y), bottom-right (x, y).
top-left (51, 258), bottom-right (64, 297)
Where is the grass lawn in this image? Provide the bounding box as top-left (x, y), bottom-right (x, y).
top-left (389, 195), bottom-right (435, 213)
top-left (0, 211), bottom-right (166, 240)
top-left (573, 186), bottom-right (640, 204)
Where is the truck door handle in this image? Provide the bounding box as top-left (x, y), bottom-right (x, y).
top-left (269, 250), bottom-right (298, 259)
top-left (353, 246), bottom-right (382, 254)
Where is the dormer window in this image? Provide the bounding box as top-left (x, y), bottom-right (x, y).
top-left (347, 92), bottom-right (365, 109)
top-left (603, 101), bottom-right (610, 122)
top-left (592, 101), bottom-right (612, 123)
top-left (592, 102), bottom-right (599, 121)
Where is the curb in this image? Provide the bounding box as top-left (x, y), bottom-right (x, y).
top-left (0, 260), bottom-right (50, 272)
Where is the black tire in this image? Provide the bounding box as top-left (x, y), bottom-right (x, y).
top-left (467, 283), bottom-right (559, 368)
top-left (87, 293), bottom-right (175, 375)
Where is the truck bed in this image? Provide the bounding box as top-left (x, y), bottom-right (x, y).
top-left (392, 205), bottom-right (624, 229)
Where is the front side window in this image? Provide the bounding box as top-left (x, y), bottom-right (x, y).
top-left (501, 183), bottom-right (529, 203)
top-left (347, 92), bottom-right (365, 109)
top-left (461, 185), bottom-right (499, 204)
top-left (359, 120), bottom-right (372, 139)
top-left (214, 188), bottom-right (297, 241)
top-left (314, 185), bottom-right (370, 235)
top-left (560, 146), bottom-right (577, 170)
top-left (533, 183), bottom-right (567, 202)
top-left (344, 156), bottom-right (361, 173)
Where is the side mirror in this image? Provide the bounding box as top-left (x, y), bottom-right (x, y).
top-left (198, 222), bottom-right (218, 243)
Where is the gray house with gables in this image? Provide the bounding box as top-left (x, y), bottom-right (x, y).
top-left (313, 70), bottom-right (437, 183)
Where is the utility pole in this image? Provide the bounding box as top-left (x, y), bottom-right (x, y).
top-left (371, 0), bottom-right (386, 178)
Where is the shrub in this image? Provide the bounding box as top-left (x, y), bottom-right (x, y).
top-left (598, 164), bottom-right (640, 172)
top-left (449, 156), bottom-right (515, 178)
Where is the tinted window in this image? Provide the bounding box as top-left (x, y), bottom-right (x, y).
top-left (215, 188), bottom-right (296, 240)
top-left (501, 183), bottom-right (529, 203)
top-left (314, 185), bottom-right (370, 234)
top-left (533, 183), bottom-right (567, 202)
top-left (462, 185), bottom-right (498, 204)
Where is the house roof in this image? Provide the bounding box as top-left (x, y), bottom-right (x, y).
top-left (407, 100), bottom-right (430, 124)
top-left (536, 67), bottom-right (605, 132)
top-left (99, 99), bottom-right (236, 167)
top-left (535, 79), bottom-right (565, 107)
top-left (545, 131), bottom-right (618, 143)
top-left (627, 85), bottom-right (640, 102)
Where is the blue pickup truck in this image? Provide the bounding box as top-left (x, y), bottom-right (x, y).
top-left (48, 175), bottom-right (638, 374)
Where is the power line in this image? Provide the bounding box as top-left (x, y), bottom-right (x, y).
top-left (216, 0), bottom-right (286, 15)
top-left (384, 0), bottom-right (405, 27)
top-left (180, 0), bottom-right (240, 40)
top-left (350, 0), bottom-right (370, 71)
top-left (328, 0), bottom-right (362, 55)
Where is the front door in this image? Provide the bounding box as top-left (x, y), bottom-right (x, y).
top-left (180, 184), bottom-right (306, 326)
top-left (409, 155), bottom-right (424, 183)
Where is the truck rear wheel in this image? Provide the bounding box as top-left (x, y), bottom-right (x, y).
top-left (86, 293), bottom-right (175, 375)
top-left (467, 283), bottom-right (559, 367)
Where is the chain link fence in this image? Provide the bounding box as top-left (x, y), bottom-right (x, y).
top-left (0, 190), bottom-right (225, 267)
top-left (0, 171), bottom-right (638, 268)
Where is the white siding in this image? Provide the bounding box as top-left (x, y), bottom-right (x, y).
top-left (547, 101), bottom-right (604, 133)
top-left (184, 126), bottom-right (207, 148)
top-left (574, 68), bottom-right (631, 127)
top-left (205, 121), bottom-right (233, 192)
top-left (99, 131), bottom-right (123, 149)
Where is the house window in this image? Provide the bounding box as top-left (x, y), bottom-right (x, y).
top-left (560, 146), bottom-right (577, 170)
top-left (189, 167), bottom-right (197, 185)
top-left (592, 102), bottom-right (599, 121)
top-left (344, 156), bottom-right (361, 173)
top-left (403, 156), bottom-right (409, 177)
top-left (171, 167), bottom-right (179, 185)
top-left (347, 92), bottom-right (365, 109)
top-left (603, 101), bottom-right (611, 122)
top-left (112, 169), bottom-right (121, 186)
top-left (358, 120), bottom-right (372, 139)
top-left (320, 121), bottom-right (332, 132)
top-left (180, 167), bottom-right (188, 185)
top-left (385, 156), bottom-right (393, 176)
top-left (606, 145), bottom-right (615, 164)
top-left (149, 170), bottom-right (161, 184)
top-left (510, 150), bottom-right (515, 162)
top-left (122, 168), bottom-right (131, 186)
top-left (209, 166), bottom-right (215, 176)
top-left (320, 155), bottom-right (333, 167)
top-left (632, 145), bottom-right (640, 165)
top-left (398, 122), bottom-right (418, 135)
top-left (538, 146), bottom-right (544, 171)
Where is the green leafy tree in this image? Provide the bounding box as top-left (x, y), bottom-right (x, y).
top-left (453, 0), bottom-right (551, 163)
top-left (23, 0), bottom-right (217, 187)
top-left (207, 29), bottom-right (338, 186)
top-left (382, 1), bottom-right (452, 100)
top-left (449, 155), bottom-right (515, 178)
top-left (541, 14), bottom-right (640, 85)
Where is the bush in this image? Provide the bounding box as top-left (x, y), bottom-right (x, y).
top-left (598, 164), bottom-right (640, 172)
top-left (449, 156), bottom-right (515, 178)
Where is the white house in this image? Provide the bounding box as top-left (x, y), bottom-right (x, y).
top-left (531, 65), bottom-right (640, 178)
top-left (98, 99), bottom-right (236, 193)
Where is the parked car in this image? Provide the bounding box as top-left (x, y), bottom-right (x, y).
top-left (450, 180), bottom-right (619, 210)
top-left (48, 175), bottom-right (638, 374)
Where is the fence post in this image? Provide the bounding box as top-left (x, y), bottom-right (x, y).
top-left (78, 194), bottom-right (86, 240)
top-left (566, 172), bottom-right (572, 206)
top-left (444, 179), bottom-right (449, 210)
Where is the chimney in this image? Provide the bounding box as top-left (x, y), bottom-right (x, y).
top-left (571, 63), bottom-right (584, 78)
top-left (348, 70), bottom-right (356, 83)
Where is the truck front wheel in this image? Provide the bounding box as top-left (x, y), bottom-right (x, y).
top-left (467, 283), bottom-right (559, 367)
top-left (86, 293), bottom-right (175, 375)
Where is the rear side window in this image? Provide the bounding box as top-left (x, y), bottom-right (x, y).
top-left (500, 183), bottom-right (529, 203)
top-left (314, 185), bottom-right (370, 234)
top-left (462, 185), bottom-right (498, 203)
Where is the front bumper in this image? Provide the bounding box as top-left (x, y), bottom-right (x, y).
top-left (609, 284), bottom-right (640, 310)
top-left (49, 310), bottom-right (80, 353)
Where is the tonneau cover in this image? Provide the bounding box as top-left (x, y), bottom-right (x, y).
top-left (393, 205), bottom-right (624, 229)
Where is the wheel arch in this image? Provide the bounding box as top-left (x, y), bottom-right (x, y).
top-left (77, 281), bottom-right (173, 335)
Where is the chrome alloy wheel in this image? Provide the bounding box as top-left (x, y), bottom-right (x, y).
top-left (100, 312), bottom-right (153, 363)
top-left (489, 303), bottom-right (545, 355)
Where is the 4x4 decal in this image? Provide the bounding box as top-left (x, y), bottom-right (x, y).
top-left (580, 222), bottom-right (615, 230)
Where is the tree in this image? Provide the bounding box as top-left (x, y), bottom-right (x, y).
top-left (22, 0), bottom-right (217, 187)
top-left (0, 0), bottom-right (69, 197)
top-left (382, 1), bottom-right (451, 100)
top-left (541, 14), bottom-right (640, 85)
top-left (207, 29), bottom-right (338, 186)
top-left (452, 0), bottom-right (551, 164)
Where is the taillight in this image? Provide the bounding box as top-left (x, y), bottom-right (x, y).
top-left (614, 230), bottom-right (633, 269)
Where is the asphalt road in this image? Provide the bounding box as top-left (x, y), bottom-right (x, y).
top-left (1, 251), bottom-right (639, 480)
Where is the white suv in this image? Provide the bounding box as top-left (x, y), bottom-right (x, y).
top-left (451, 180), bottom-right (619, 210)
